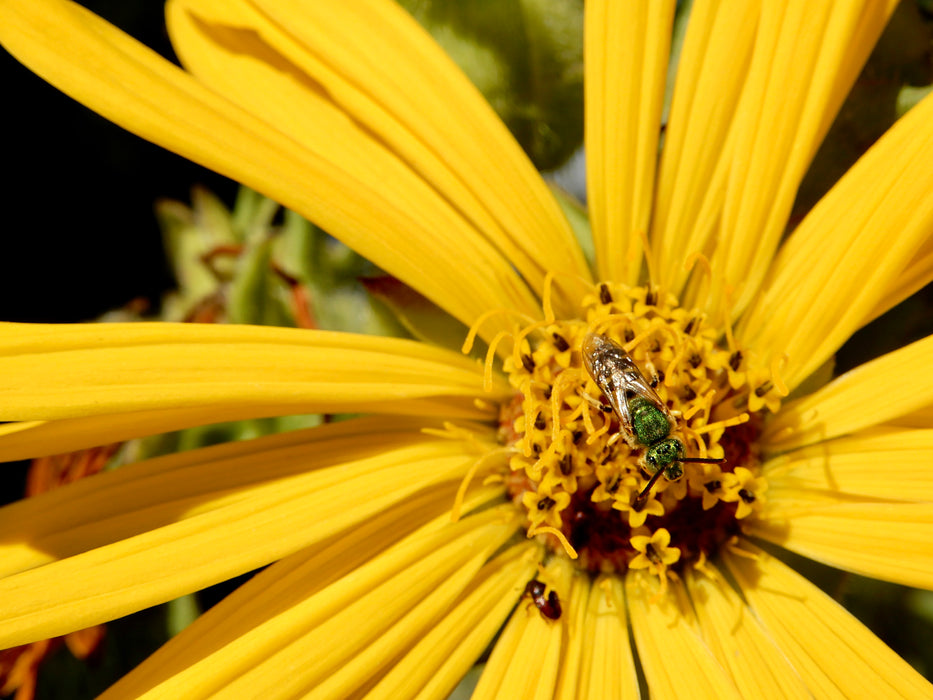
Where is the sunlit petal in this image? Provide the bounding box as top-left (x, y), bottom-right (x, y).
top-left (0, 418), bottom-right (500, 647)
top-left (725, 542), bottom-right (932, 697)
top-left (711, 0), bottom-right (897, 319)
top-left (586, 0), bottom-right (674, 284)
top-left (763, 428), bottom-right (933, 501)
top-left (687, 568), bottom-right (809, 698)
top-left (764, 333), bottom-right (933, 451)
top-left (748, 501), bottom-right (933, 589)
top-left (627, 571), bottom-right (741, 698)
top-left (0, 323), bottom-right (506, 425)
top-left (739, 91), bottom-right (933, 388)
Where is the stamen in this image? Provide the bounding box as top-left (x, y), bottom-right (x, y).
top-left (511, 319), bottom-right (552, 372)
top-left (483, 330), bottom-right (512, 392)
top-left (694, 412), bottom-right (750, 434)
top-left (623, 326), bottom-right (659, 354)
top-left (725, 538), bottom-right (761, 560)
top-left (462, 307), bottom-right (535, 354)
top-left (683, 251), bottom-right (713, 309)
top-left (529, 525), bottom-right (579, 559)
top-left (720, 285), bottom-right (739, 355)
top-left (450, 448), bottom-right (510, 521)
top-left (637, 230), bottom-right (661, 298)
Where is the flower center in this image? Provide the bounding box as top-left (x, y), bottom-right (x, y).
top-left (496, 282), bottom-right (780, 582)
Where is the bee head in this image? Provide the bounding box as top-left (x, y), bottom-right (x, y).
top-left (644, 438), bottom-right (685, 481)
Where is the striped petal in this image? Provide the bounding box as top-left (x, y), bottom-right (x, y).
top-left (0, 0), bottom-right (544, 333)
top-left (102, 483), bottom-right (513, 698)
top-left (365, 545), bottom-right (538, 700)
top-left (763, 428), bottom-right (933, 502)
top-left (724, 542), bottom-right (932, 697)
top-left (626, 571), bottom-right (741, 698)
top-left (764, 333), bottom-right (933, 451)
top-left (585, 0), bottom-right (674, 285)
top-left (0, 323), bottom-right (506, 447)
top-left (0, 417), bottom-right (500, 647)
top-left (709, 0), bottom-right (897, 319)
top-left (124, 510), bottom-right (518, 699)
top-left (686, 568), bottom-right (809, 698)
top-left (653, 0), bottom-right (760, 297)
top-left (472, 578), bottom-right (564, 698)
top-left (169, 0), bottom-right (591, 312)
top-left (747, 501), bottom-right (933, 589)
top-left (739, 90), bottom-right (933, 388)
top-left (569, 575), bottom-right (638, 700)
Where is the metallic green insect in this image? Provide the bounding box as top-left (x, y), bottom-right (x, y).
top-left (582, 332), bottom-right (723, 508)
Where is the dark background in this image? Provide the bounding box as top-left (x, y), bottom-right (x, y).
top-left (2, 1), bottom-right (236, 323)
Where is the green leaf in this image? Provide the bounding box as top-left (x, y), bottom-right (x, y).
top-left (399, 0), bottom-right (584, 170)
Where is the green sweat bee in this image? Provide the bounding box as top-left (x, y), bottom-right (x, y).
top-left (582, 332), bottom-right (723, 508)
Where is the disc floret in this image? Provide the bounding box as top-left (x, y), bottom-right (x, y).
top-left (496, 282), bottom-right (780, 578)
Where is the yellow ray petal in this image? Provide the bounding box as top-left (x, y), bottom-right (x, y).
top-left (764, 428), bottom-right (933, 502)
top-left (653, 0), bottom-right (760, 297)
top-left (0, 322), bottom-right (508, 424)
top-left (0, 415), bottom-right (495, 575)
top-left (570, 575), bottom-right (638, 700)
top-left (763, 333), bottom-right (933, 452)
top-left (747, 501), bottom-right (933, 589)
top-left (626, 570), bottom-right (741, 699)
top-left (687, 568), bottom-right (809, 699)
top-left (724, 542), bottom-right (933, 698)
top-left (585, 0), bottom-right (674, 285)
top-left (365, 544), bottom-right (539, 700)
top-left (166, 0), bottom-right (590, 312)
top-left (0, 418), bottom-right (500, 647)
top-left (865, 239), bottom-right (933, 323)
top-left (888, 403), bottom-right (933, 429)
top-left (186, 509), bottom-right (519, 698)
top-left (739, 91), bottom-right (933, 389)
top-left (0, 392), bottom-right (491, 462)
top-left (712, 0), bottom-right (898, 320)
top-left (472, 578), bottom-right (564, 700)
top-left (101, 485), bottom-right (509, 699)
top-left (0, 0), bottom-right (541, 331)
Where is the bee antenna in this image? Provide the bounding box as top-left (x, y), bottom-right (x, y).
top-left (679, 457), bottom-right (725, 464)
top-left (633, 469), bottom-right (667, 510)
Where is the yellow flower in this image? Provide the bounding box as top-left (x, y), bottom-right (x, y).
top-left (2, 0), bottom-right (933, 697)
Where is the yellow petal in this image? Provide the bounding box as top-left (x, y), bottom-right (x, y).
top-left (626, 570), bottom-right (741, 699)
top-left (472, 582), bottom-right (564, 700)
top-left (0, 417), bottom-right (501, 647)
top-left (0, 323), bottom-right (507, 424)
top-left (687, 568), bottom-right (809, 699)
top-left (101, 484), bottom-right (511, 699)
top-left (747, 501), bottom-right (933, 589)
top-left (0, 0), bottom-right (540, 331)
top-left (763, 333), bottom-right (933, 451)
top-left (724, 541), bottom-right (933, 698)
top-left (712, 0), bottom-right (897, 320)
top-left (866, 240), bottom-right (933, 322)
top-left (202, 510), bottom-right (519, 698)
top-left (586, 0), bottom-right (674, 285)
top-left (569, 575), bottom-right (638, 700)
top-left (366, 544), bottom-right (539, 700)
top-left (739, 90), bottom-right (933, 389)
top-left (168, 0), bottom-right (590, 312)
top-left (653, 0), bottom-right (760, 298)
top-left (0, 392), bottom-right (491, 462)
top-left (764, 427), bottom-right (933, 502)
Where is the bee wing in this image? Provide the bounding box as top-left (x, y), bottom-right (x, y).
top-left (582, 333), bottom-right (671, 434)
